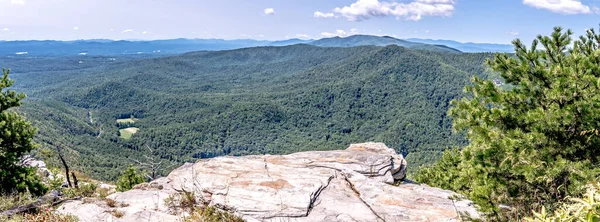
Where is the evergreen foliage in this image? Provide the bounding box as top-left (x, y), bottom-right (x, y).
top-left (416, 27), bottom-right (600, 220)
top-left (0, 68), bottom-right (46, 196)
top-left (116, 165), bottom-right (145, 192)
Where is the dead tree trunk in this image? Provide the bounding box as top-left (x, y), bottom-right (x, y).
top-left (57, 146), bottom-right (72, 188)
top-left (71, 172), bottom-right (79, 189)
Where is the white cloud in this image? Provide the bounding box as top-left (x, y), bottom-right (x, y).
top-left (523, 0), bottom-right (591, 14)
top-left (121, 29), bottom-right (134, 33)
top-left (295, 34), bottom-right (311, 39)
top-left (321, 29), bottom-right (360, 38)
top-left (416, 0), bottom-right (454, 3)
top-left (2, 28), bottom-right (9, 32)
top-left (264, 8), bottom-right (275, 15)
top-left (321, 32), bottom-right (339, 38)
top-left (314, 11), bottom-right (335, 18)
top-left (315, 0), bottom-right (455, 21)
top-left (73, 26), bottom-right (79, 30)
top-left (142, 31), bottom-right (150, 35)
top-left (507, 31), bottom-right (520, 36)
top-left (10, 0), bottom-right (25, 5)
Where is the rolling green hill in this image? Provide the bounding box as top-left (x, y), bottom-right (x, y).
top-left (3, 44), bottom-right (492, 180)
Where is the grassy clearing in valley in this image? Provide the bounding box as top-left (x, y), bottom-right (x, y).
top-left (116, 118), bottom-right (136, 124)
top-left (119, 127), bottom-right (139, 140)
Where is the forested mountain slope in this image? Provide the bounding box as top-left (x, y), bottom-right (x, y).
top-left (2, 45), bottom-right (492, 180)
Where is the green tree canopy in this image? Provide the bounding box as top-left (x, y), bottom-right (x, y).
top-left (0, 68), bottom-right (45, 196)
top-left (416, 27), bottom-right (600, 220)
top-left (116, 165), bottom-right (145, 192)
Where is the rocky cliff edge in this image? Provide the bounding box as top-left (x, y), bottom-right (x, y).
top-left (57, 142), bottom-right (479, 221)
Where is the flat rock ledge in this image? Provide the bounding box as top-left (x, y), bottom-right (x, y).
top-left (57, 142), bottom-right (479, 221)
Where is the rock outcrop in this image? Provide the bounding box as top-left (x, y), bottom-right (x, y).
top-left (57, 142), bottom-right (479, 221)
top-left (21, 155), bottom-right (51, 177)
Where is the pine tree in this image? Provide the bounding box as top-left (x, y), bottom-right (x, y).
top-left (116, 165), bottom-right (145, 192)
top-left (416, 27), bottom-right (600, 220)
top-left (0, 68), bottom-right (46, 196)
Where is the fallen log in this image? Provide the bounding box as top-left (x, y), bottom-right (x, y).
top-left (0, 197), bottom-right (81, 217)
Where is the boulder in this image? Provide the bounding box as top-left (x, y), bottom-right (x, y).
top-left (21, 155), bottom-right (51, 177)
top-left (57, 142), bottom-right (478, 221)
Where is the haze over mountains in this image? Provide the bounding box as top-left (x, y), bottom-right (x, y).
top-left (406, 38), bottom-right (515, 53)
top-left (0, 35), bottom-right (512, 56)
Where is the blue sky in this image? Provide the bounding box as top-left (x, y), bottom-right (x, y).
top-left (0, 0), bottom-right (598, 44)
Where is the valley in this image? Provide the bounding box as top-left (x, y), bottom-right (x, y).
top-left (2, 42), bottom-right (494, 180)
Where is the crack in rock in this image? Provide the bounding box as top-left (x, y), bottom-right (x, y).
top-left (342, 173), bottom-right (386, 222)
top-left (261, 175), bottom-right (334, 220)
top-left (307, 175), bottom-right (334, 217)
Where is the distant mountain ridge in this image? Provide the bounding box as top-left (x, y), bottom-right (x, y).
top-left (309, 35), bottom-right (461, 53)
top-left (269, 38), bottom-right (313, 46)
top-left (311, 35), bottom-right (421, 48)
top-left (405, 38), bottom-right (514, 53)
top-left (0, 39), bottom-right (272, 56)
top-left (0, 35), bottom-right (513, 56)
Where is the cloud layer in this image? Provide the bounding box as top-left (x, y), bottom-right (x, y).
top-left (315, 0), bottom-right (455, 21)
top-left (523, 0), bottom-right (591, 14)
top-left (10, 0), bottom-right (24, 5)
top-left (314, 11), bottom-right (335, 18)
top-left (264, 8), bottom-right (275, 15)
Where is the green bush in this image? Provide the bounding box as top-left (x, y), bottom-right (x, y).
top-left (63, 183), bottom-right (98, 198)
top-left (45, 168), bottom-right (65, 190)
top-left (116, 165), bottom-right (145, 192)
